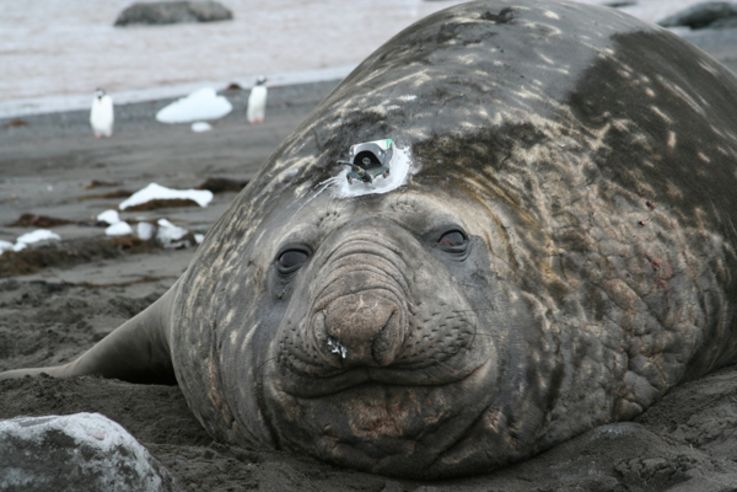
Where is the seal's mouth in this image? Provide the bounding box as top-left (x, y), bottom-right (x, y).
top-left (265, 357), bottom-right (499, 478)
top-left (278, 355), bottom-right (487, 399)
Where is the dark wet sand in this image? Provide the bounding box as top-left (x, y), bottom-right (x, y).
top-left (3, 49), bottom-right (737, 490)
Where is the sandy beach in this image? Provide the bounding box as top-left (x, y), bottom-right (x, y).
top-left (4, 2), bottom-right (737, 490)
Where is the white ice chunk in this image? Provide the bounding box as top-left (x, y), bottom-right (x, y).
top-left (156, 218), bottom-right (188, 244)
top-left (191, 121), bottom-right (212, 133)
top-left (136, 222), bottom-right (155, 241)
top-left (16, 229), bottom-right (61, 245)
top-left (97, 209), bottom-right (121, 225)
top-left (119, 183), bottom-right (213, 210)
top-left (105, 221), bottom-right (133, 236)
top-left (155, 88), bottom-right (232, 124)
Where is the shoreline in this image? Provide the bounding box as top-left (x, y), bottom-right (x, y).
top-left (0, 66), bottom-right (354, 119)
top-left (0, 77), bottom-right (341, 132)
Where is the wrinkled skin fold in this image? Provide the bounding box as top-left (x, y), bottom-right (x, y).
top-left (2, 0), bottom-right (737, 479)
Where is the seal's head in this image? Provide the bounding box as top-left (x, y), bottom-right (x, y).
top-left (263, 189), bottom-right (518, 477)
top-left (177, 152), bottom-right (558, 477)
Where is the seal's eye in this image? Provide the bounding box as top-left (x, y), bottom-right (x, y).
top-left (276, 248), bottom-right (310, 275)
top-left (437, 229), bottom-right (468, 254)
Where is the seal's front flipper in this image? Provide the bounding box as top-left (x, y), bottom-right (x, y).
top-left (0, 288), bottom-right (176, 385)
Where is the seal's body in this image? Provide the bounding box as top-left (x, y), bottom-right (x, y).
top-left (4, 0), bottom-right (737, 478)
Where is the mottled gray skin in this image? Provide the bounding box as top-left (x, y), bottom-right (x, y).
top-left (3, 0), bottom-right (737, 479)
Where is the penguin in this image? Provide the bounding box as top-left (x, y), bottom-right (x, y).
top-left (90, 88), bottom-right (114, 138)
top-left (247, 76), bottom-right (267, 124)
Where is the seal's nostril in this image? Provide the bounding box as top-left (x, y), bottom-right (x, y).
top-left (371, 310), bottom-right (400, 366)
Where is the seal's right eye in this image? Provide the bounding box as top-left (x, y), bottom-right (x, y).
top-left (276, 248), bottom-right (310, 275)
top-left (437, 229), bottom-right (467, 251)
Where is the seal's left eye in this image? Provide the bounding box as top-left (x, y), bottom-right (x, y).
top-left (276, 248), bottom-right (310, 274)
top-left (437, 229), bottom-right (468, 255)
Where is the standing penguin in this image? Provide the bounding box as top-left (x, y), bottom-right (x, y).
top-left (246, 76), bottom-right (267, 124)
top-left (90, 88), bottom-right (114, 138)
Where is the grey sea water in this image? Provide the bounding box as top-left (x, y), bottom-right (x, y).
top-left (0, 0), bottom-right (707, 117)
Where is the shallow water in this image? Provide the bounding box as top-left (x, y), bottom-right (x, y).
top-left (0, 0), bottom-right (709, 116)
top-left (1, 0), bottom-right (466, 116)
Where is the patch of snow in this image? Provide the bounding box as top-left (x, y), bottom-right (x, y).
top-left (119, 183), bottom-right (213, 210)
top-left (194, 233), bottom-right (205, 244)
top-left (105, 221), bottom-right (133, 236)
top-left (136, 222), bottom-right (155, 241)
top-left (16, 229), bottom-right (61, 245)
top-left (156, 218), bottom-right (188, 246)
top-left (0, 240), bottom-right (14, 254)
top-left (191, 121), bottom-right (212, 133)
top-left (155, 88), bottom-right (232, 124)
top-left (96, 209), bottom-right (121, 225)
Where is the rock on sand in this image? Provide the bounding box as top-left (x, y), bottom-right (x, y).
top-left (0, 412), bottom-right (175, 491)
top-left (114, 1), bottom-right (233, 27)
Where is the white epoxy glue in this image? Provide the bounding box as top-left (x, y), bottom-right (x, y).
top-left (326, 138), bottom-right (414, 198)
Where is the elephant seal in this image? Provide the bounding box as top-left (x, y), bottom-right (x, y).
top-left (3, 0), bottom-right (737, 479)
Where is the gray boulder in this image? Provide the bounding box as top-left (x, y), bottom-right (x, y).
top-left (603, 1), bottom-right (637, 8)
top-left (711, 15), bottom-right (737, 28)
top-left (0, 412), bottom-right (175, 491)
top-left (114, 1), bottom-right (233, 27)
top-left (658, 1), bottom-right (737, 29)
top-left (675, 27), bottom-right (737, 74)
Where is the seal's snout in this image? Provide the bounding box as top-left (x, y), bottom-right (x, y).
top-left (318, 290), bottom-right (406, 368)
